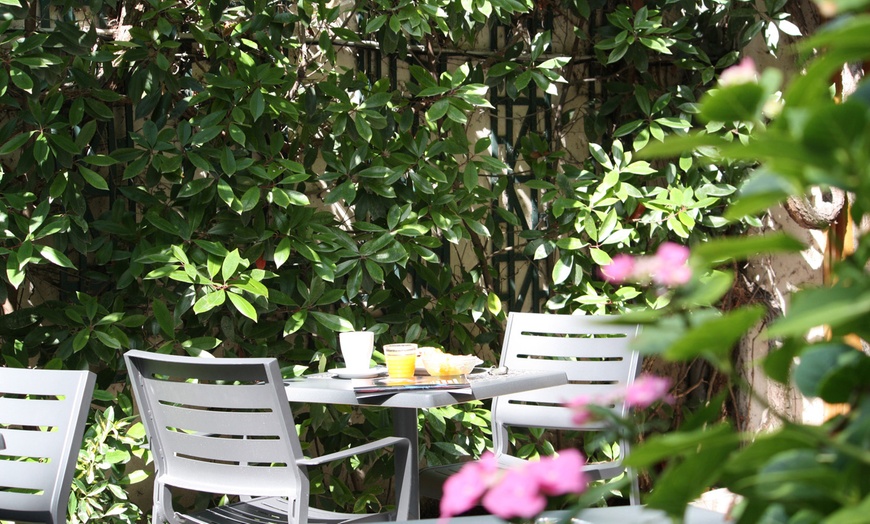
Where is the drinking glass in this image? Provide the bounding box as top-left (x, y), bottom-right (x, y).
top-left (383, 343), bottom-right (417, 378)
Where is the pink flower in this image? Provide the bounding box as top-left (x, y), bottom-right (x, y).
top-left (527, 449), bottom-right (587, 496)
top-left (439, 450), bottom-right (589, 522)
top-left (653, 264), bottom-right (692, 286)
top-left (600, 244), bottom-right (692, 288)
top-left (565, 394), bottom-right (596, 425)
top-left (655, 242), bottom-right (690, 265)
top-left (439, 453), bottom-right (500, 520)
top-left (718, 57), bottom-right (757, 86)
top-left (649, 243), bottom-right (692, 286)
top-left (481, 469), bottom-right (547, 519)
top-left (601, 254), bottom-right (635, 283)
top-left (624, 375), bottom-right (673, 409)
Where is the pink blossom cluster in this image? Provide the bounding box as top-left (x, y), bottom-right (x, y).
top-left (718, 57), bottom-right (758, 86)
top-left (439, 449), bottom-right (587, 522)
top-left (566, 375), bottom-right (673, 426)
top-left (600, 242), bottom-right (691, 287)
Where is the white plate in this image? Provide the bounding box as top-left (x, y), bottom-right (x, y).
top-left (328, 366), bottom-right (387, 379)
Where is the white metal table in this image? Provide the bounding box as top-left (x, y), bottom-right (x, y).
top-left (284, 369), bottom-right (568, 518)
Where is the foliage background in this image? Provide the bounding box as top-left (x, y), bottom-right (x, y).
top-left (624, 0), bottom-right (870, 520)
top-left (0, 0), bottom-right (799, 519)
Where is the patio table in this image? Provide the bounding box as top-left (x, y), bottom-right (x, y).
top-left (284, 368), bottom-right (568, 518)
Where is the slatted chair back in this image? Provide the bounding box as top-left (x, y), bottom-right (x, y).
top-left (124, 351), bottom-right (306, 503)
top-left (493, 312), bottom-right (642, 433)
top-left (0, 368), bottom-right (96, 524)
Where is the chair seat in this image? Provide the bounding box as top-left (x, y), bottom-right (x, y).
top-left (180, 496), bottom-right (396, 524)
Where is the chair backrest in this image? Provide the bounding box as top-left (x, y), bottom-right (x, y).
top-left (492, 313), bottom-right (642, 439)
top-left (0, 368), bottom-right (96, 524)
top-left (124, 350), bottom-right (306, 499)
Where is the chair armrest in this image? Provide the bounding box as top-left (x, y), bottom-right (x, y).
top-left (299, 435), bottom-right (414, 520)
top-left (297, 436), bottom-right (409, 466)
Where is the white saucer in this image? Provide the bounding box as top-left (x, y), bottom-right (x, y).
top-left (328, 366), bottom-right (387, 379)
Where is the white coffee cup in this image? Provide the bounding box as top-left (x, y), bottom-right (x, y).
top-left (339, 331), bottom-right (374, 371)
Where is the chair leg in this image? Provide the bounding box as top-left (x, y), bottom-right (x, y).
top-left (153, 482), bottom-right (180, 524)
top-left (628, 467), bottom-right (641, 505)
top-left (393, 437), bottom-right (413, 520)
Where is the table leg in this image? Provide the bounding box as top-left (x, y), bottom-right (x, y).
top-left (392, 407), bottom-right (420, 519)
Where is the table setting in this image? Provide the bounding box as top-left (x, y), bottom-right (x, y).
top-left (324, 332), bottom-right (484, 382)
top-left (282, 331), bottom-right (569, 518)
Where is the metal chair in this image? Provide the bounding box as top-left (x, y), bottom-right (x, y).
top-left (0, 367), bottom-right (97, 524)
top-left (419, 312), bottom-right (643, 505)
top-left (124, 350), bottom-right (413, 524)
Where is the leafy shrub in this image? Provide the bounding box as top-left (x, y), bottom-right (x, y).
top-left (70, 391), bottom-right (149, 523)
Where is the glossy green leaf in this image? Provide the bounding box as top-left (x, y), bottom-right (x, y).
top-left (486, 291), bottom-right (502, 315)
top-left (274, 237), bottom-right (292, 269)
top-left (645, 433), bottom-right (737, 518)
top-left (234, 276), bottom-right (269, 298)
top-left (47, 133), bottom-right (80, 154)
top-left (794, 342), bottom-right (870, 403)
top-left (228, 292), bottom-right (257, 322)
top-left (93, 330), bottom-right (122, 349)
top-left (767, 284), bottom-right (870, 337)
top-left (589, 247), bottom-right (612, 265)
top-left (552, 254), bottom-right (572, 285)
top-left (191, 126), bottom-right (222, 145)
top-left (699, 83), bottom-right (767, 123)
top-left (10, 66), bottom-right (33, 92)
top-left (177, 177), bottom-right (213, 200)
top-left (222, 249), bottom-right (242, 282)
top-left (749, 449), bottom-right (844, 503)
top-left (426, 99), bottom-right (449, 122)
top-left (284, 310), bottom-right (307, 336)
top-left (285, 190), bottom-right (309, 206)
top-left (73, 329), bottom-right (90, 351)
top-left (84, 154), bottom-right (117, 166)
top-left (249, 89), bottom-right (265, 120)
top-left (193, 290), bottom-right (226, 314)
top-left (79, 166), bottom-right (109, 190)
top-left (693, 233), bottom-right (804, 265)
top-left (0, 131), bottom-right (34, 155)
top-left (240, 186), bottom-right (260, 211)
top-left (354, 115), bottom-right (372, 142)
top-left (626, 423), bottom-right (737, 468)
top-left (33, 134), bottom-right (49, 162)
top-left (663, 306), bottom-right (765, 367)
top-left (364, 14), bottom-right (387, 33)
top-left (677, 270), bottom-right (734, 308)
top-left (152, 299), bottom-right (175, 338)
top-left (310, 311), bottom-right (354, 332)
top-left (36, 245), bottom-right (76, 269)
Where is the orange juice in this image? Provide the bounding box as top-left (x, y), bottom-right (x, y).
top-left (384, 344), bottom-right (417, 378)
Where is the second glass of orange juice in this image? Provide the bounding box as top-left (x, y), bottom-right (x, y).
top-left (383, 343), bottom-right (417, 378)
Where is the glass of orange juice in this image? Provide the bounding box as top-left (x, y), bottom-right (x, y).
top-left (383, 343), bottom-right (417, 378)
